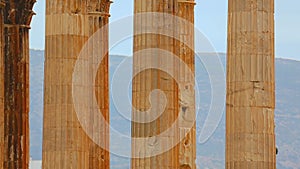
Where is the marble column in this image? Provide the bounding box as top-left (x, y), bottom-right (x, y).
top-left (226, 0), bottom-right (276, 168)
top-left (43, 0), bottom-right (111, 168)
top-left (3, 0), bottom-right (35, 168)
top-left (131, 0), bottom-right (196, 168)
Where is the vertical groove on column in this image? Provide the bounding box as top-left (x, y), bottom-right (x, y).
top-left (43, 0), bottom-right (111, 168)
top-left (226, 0), bottom-right (276, 168)
top-left (0, 1), bottom-right (4, 169)
top-left (2, 1), bottom-right (35, 168)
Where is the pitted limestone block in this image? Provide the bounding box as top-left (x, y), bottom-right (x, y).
top-left (179, 84), bottom-right (195, 128)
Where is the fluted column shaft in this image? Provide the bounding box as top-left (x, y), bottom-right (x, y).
top-left (131, 0), bottom-right (196, 168)
top-left (87, 1), bottom-right (111, 168)
top-left (177, 0), bottom-right (196, 168)
top-left (132, 0), bottom-right (179, 168)
top-left (226, 0), bottom-right (276, 168)
top-left (2, 1), bottom-right (35, 168)
top-left (43, 0), bottom-right (110, 168)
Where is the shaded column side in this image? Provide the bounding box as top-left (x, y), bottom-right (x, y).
top-left (0, 1), bottom-right (5, 169)
top-left (177, 1), bottom-right (196, 168)
top-left (87, 1), bottom-right (111, 169)
top-left (43, 0), bottom-right (111, 168)
top-left (3, 0), bottom-right (35, 168)
top-left (226, 0), bottom-right (276, 168)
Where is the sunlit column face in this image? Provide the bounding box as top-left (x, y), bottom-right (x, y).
top-left (226, 0), bottom-right (276, 168)
top-left (131, 0), bottom-right (196, 169)
top-left (43, 1), bottom-right (111, 168)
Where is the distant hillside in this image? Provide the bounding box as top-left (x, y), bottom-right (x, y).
top-left (29, 50), bottom-right (300, 169)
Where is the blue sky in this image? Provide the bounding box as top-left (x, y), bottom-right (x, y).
top-left (30, 0), bottom-right (300, 60)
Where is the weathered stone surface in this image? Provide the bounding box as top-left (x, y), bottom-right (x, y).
top-left (0, 1), bottom-right (5, 169)
top-left (43, 0), bottom-right (111, 168)
top-left (226, 0), bottom-right (276, 168)
top-left (131, 0), bottom-right (196, 168)
top-left (1, 1), bottom-right (35, 168)
top-left (177, 1), bottom-right (196, 168)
